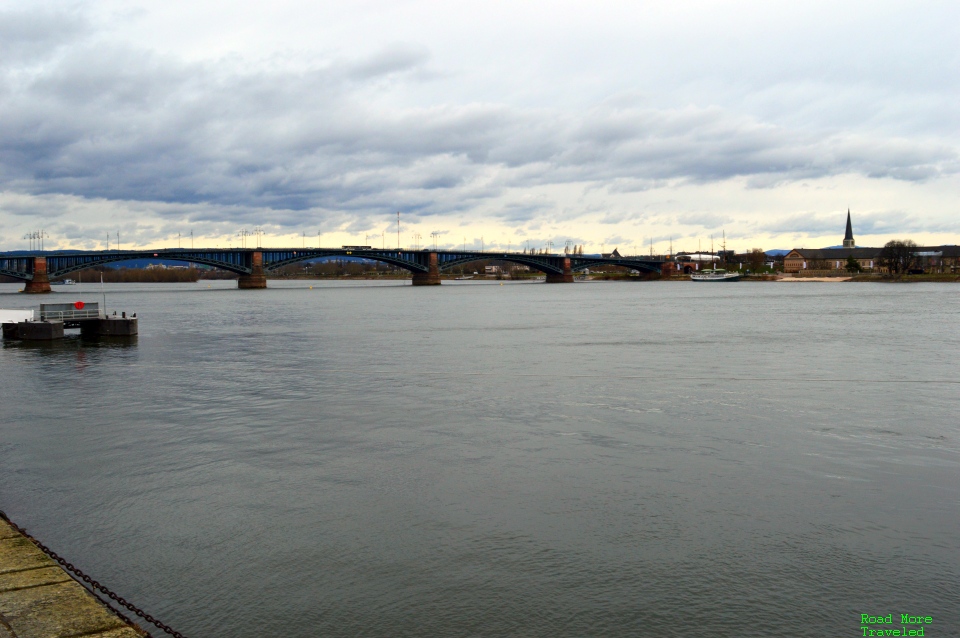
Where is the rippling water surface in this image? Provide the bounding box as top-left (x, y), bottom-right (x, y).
top-left (1, 279), bottom-right (958, 636)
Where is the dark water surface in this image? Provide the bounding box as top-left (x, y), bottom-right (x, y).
top-left (1, 280), bottom-right (958, 637)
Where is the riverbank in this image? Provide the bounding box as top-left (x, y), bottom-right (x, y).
top-left (0, 515), bottom-right (144, 637)
top-left (848, 273), bottom-right (960, 282)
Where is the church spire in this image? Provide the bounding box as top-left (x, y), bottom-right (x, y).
top-left (843, 208), bottom-right (855, 248)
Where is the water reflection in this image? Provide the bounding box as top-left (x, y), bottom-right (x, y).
top-left (2, 333), bottom-right (137, 350)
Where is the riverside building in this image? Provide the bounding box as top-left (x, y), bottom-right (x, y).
top-left (783, 210), bottom-right (960, 273)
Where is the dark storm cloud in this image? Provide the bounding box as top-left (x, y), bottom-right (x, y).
top-left (0, 7), bottom-right (956, 236)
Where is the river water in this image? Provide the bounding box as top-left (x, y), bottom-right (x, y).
top-left (1, 279), bottom-right (958, 637)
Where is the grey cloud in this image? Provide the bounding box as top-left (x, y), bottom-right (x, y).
top-left (347, 43), bottom-right (431, 80)
top-left (598, 212), bottom-right (627, 225)
top-left (760, 212), bottom-right (848, 236)
top-left (1, 10), bottom-right (957, 243)
top-left (759, 209), bottom-right (960, 238)
top-left (485, 196), bottom-right (556, 224)
top-left (676, 212), bottom-right (733, 229)
top-left (0, 7), bottom-right (89, 63)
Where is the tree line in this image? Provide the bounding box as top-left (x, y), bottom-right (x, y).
top-left (839, 240), bottom-right (921, 275)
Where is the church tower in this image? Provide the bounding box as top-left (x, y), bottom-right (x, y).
top-left (843, 209), bottom-right (855, 248)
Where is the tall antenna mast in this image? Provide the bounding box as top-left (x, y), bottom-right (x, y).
top-left (396, 212), bottom-right (400, 249)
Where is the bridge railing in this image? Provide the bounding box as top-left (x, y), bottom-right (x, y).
top-left (39, 303), bottom-right (102, 321)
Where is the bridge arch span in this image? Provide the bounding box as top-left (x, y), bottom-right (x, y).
top-left (43, 251), bottom-right (254, 278)
top-left (436, 254), bottom-right (566, 275)
top-left (261, 249), bottom-right (430, 274)
top-left (570, 258), bottom-right (661, 274)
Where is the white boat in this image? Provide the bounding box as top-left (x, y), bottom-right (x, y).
top-left (691, 268), bottom-right (740, 282)
top-left (690, 230), bottom-right (740, 281)
top-left (454, 275), bottom-right (473, 280)
top-left (53, 279), bottom-right (76, 285)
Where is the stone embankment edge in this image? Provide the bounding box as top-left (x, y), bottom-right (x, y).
top-left (0, 517), bottom-right (146, 638)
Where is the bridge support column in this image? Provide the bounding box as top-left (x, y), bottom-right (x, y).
top-left (412, 252), bottom-right (441, 286)
top-left (238, 251), bottom-right (267, 289)
top-left (22, 257), bottom-right (52, 293)
top-left (545, 257), bottom-right (574, 283)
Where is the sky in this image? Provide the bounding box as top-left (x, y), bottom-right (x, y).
top-left (1, 0), bottom-right (958, 253)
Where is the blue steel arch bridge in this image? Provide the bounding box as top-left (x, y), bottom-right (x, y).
top-left (1, 248), bottom-right (664, 292)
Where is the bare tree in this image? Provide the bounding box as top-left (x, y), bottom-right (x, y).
top-left (747, 248), bottom-right (766, 272)
top-left (879, 240), bottom-right (917, 275)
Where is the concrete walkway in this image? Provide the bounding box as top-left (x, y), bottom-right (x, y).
top-left (0, 518), bottom-right (144, 637)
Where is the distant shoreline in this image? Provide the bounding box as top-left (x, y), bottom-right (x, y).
top-left (6, 269), bottom-right (958, 287)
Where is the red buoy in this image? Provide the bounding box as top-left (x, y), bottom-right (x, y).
top-left (74, 301), bottom-right (85, 310)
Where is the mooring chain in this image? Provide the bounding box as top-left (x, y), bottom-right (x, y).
top-left (0, 510), bottom-right (186, 638)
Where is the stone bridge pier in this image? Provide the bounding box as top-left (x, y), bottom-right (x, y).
top-left (412, 252), bottom-right (441, 285)
top-left (22, 256), bottom-right (51, 293)
top-left (238, 251), bottom-right (267, 289)
top-left (545, 257), bottom-right (574, 283)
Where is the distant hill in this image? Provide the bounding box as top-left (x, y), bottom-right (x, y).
top-left (764, 249), bottom-right (791, 256)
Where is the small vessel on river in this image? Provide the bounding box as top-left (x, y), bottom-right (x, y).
top-left (690, 231), bottom-right (739, 281)
top-left (691, 268), bottom-right (740, 282)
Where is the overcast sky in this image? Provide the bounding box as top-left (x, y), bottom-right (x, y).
top-left (2, 0), bottom-right (958, 252)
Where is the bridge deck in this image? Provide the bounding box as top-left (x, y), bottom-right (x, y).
top-left (2, 249), bottom-right (665, 289)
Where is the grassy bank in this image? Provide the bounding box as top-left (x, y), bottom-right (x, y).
top-left (848, 273), bottom-right (960, 282)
